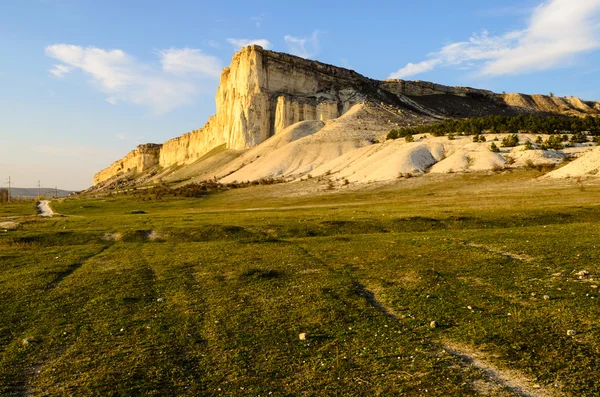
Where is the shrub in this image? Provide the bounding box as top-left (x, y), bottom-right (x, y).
top-left (490, 142), bottom-right (500, 152)
top-left (525, 159), bottom-right (535, 169)
top-left (571, 132), bottom-right (588, 143)
top-left (524, 141), bottom-right (534, 150)
top-left (536, 136), bottom-right (543, 144)
top-left (491, 163), bottom-right (504, 172)
top-left (542, 135), bottom-right (564, 150)
top-left (501, 134), bottom-right (519, 147)
top-left (405, 134), bottom-right (414, 143)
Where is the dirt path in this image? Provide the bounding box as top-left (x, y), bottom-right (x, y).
top-left (38, 200), bottom-right (55, 217)
top-left (355, 282), bottom-right (558, 396)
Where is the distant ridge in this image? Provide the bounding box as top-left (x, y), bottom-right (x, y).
top-left (8, 188), bottom-right (75, 198)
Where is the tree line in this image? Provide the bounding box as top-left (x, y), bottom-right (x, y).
top-left (387, 114), bottom-right (600, 140)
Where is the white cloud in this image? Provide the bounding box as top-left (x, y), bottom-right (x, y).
top-left (49, 64), bottom-right (73, 77)
top-left (45, 44), bottom-right (222, 114)
top-left (389, 0), bottom-right (600, 79)
top-left (284, 31), bottom-right (320, 58)
top-left (226, 38), bottom-right (272, 50)
top-left (158, 48), bottom-right (221, 77)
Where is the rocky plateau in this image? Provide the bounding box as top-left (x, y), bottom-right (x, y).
top-left (92, 45), bottom-right (600, 190)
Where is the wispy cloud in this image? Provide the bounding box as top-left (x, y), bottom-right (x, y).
top-left (476, 5), bottom-right (535, 17)
top-left (207, 40), bottom-right (221, 49)
top-left (226, 38), bottom-right (272, 49)
top-left (389, 0), bottom-right (600, 79)
top-left (49, 64), bottom-right (72, 77)
top-left (251, 13), bottom-right (265, 28)
top-left (45, 44), bottom-right (222, 114)
top-left (158, 48), bottom-right (221, 77)
top-left (284, 30), bottom-right (320, 58)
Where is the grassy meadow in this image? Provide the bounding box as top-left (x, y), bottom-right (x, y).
top-left (1, 170), bottom-right (599, 396)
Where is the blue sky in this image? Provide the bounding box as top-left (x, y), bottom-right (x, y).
top-left (1, 0), bottom-right (600, 190)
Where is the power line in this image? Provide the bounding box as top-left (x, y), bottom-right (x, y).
top-left (6, 176), bottom-right (11, 203)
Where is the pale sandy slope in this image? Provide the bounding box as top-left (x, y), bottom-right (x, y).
top-left (220, 104), bottom-right (401, 183)
top-left (305, 134), bottom-right (593, 183)
top-left (545, 146), bottom-right (600, 178)
top-left (161, 120), bottom-right (325, 184)
top-left (171, 104), bottom-right (598, 185)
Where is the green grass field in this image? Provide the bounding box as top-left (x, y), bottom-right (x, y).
top-left (1, 171), bottom-right (599, 396)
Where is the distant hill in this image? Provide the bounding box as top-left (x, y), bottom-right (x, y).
top-left (9, 188), bottom-right (75, 198)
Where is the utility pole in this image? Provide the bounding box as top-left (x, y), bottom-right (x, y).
top-left (55, 187), bottom-right (58, 199)
top-left (38, 180), bottom-right (41, 199)
top-left (6, 176), bottom-right (11, 203)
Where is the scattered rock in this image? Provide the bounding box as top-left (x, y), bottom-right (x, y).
top-left (429, 321), bottom-right (438, 329)
top-left (567, 329), bottom-right (576, 336)
top-left (22, 337), bottom-right (36, 346)
top-left (543, 295), bottom-right (550, 300)
top-left (0, 221), bottom-right (18, 229)
top-left (591, 285), bottom-right (598, 289)
top-left (157, 297), bottom-right (164, 302)
top-left (576, 270), bottom-right (589, 278)
top-left (467, 305), bottom-right (473, 310)
top-left (299, 333), bottom-right (308, 341)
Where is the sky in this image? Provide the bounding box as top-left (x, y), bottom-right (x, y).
top-left (1, 0), bottom-right (600, 190)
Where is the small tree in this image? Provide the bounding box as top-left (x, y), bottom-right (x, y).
top-left (405, 134), bottom-right (414, 143)
top-left (535, 136), bottom-right (543, 144)
top-left (542, 135), bottom-right (564, 150)
top-left (524, 141), bottom-right (534, 150)
top-left (490, 142), bottom-right (500, 152)
top-left (501, 134), bottom-right (519, 147)
top-left (387, 129), bottom-right (399, 140)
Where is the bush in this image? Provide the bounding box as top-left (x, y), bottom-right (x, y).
top-left (536, 136), bottom-right (543, 144)
top-left (542, 135), bottom-right (564, 150)
top-left (501, 134), bottom-right (519, 147)
top-left (405, 134), bottom-right (414, 143)
top-left (524, 141), bottom-right (534, 150)
top-left (490, 142), bottom-right (500, 152)
top-left (571, 132), bottom-right (588, 143)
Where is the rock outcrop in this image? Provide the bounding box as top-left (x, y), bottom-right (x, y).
top-left (93, 144), bottom-right (161, 185)
top-left (94, 45), bottom-right (600, 186)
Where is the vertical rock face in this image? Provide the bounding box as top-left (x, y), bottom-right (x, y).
top-left (380, 80), bottom-right (496, 98)
top-left (93, 144), bottom-right (161, 185)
